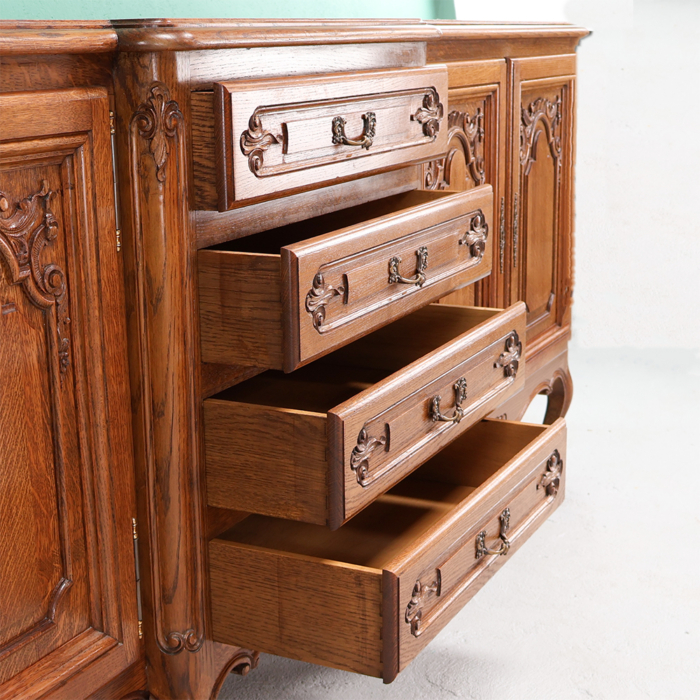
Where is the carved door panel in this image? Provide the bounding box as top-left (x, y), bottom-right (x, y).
top-left (510, 56), bottom-right (576, 348)
top-left (423, 60), bottom-right (507, 308)
top-left (0, 89), bottom-right (141, 698)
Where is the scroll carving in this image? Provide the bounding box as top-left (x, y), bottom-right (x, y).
top-left (0, 180), bottom-right (71, 375)
top-left (240, 111), bottom-right (283, 175)
top-left (423, 108), bottom-right (485, 190)
top-left (520, 95), bottom-right (562, 172)
top-left (350, 425), bottom-right (389, 487)
top-left (405, 574), bottom-right (441, 637)
top-left (305, 272), bottom-right (346, 332)
top-left (459, 210), bottom-right (489, 261)
top-left (538, 449), bottom-right (563, 497)
top-left (411, 89), bottom-right (444, 139)
top-left (132, 83), bottom-right (183, 183)
top-left (494, 331), bottom-right (522, 379)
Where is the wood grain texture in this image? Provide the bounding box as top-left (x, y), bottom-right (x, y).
top-left (112, 47), bottom-right (253, 700)
top-left (0, 87), bottom-right (140, 698)
top-left (0, 21), bottom-right (117, 56)
top-left (209, 418), bottom-right (566, 681)
top-left (203, 303), bottom-right (526, 529)
top-left (198, 187), bottom-right (493, 371)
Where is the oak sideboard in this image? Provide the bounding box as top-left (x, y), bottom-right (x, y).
top-left (0, 18), bottom-right (588, 700)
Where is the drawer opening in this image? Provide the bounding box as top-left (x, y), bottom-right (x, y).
top-left (210, 304), bottom-right (503, 415)
top-left (198, 185), bottom-right (493, 371)
top-left (215, 420), bottom-right (547, 569)
top-left (207, 190), bottom-right (459, 255)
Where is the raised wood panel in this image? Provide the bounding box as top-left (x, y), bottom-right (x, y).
top-left (0, 88), bottom-right (140, 697)
top-left (510, 56), bottom-right (576, 346)
top-left (422, 60), bottom-right (507, 309)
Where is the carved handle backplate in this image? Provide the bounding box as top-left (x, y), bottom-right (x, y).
top-left (459, 211), bottom-right (489, 261)
top-left (475, 508), bottom-right (511, 559)
top-left (388, 245), bottom-right (428, 287)
top-left (305, 272), bottom-right (346, 332)
top-left (405, 574), bottom-right (441, 637)
top-left (537, 449), bottom-right (563, 497)
top-left (494, 331), bottom-right (522, 379)
top-left (431, 377), bottom-right (467, 424)
top-left (332, 112), bottom-right (376, 150)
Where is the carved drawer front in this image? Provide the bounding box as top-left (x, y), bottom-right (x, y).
top-left (214, 65), bottom-right (449, 209)
top-left (204, 302), bottom-right (526, 529)
top-left (199, 185), bottom-right (493, 372)
top-left (209, 417), bottom-right (566, 681)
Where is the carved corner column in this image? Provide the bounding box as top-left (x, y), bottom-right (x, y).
top-left (113, 49), bottom-right (254, 698)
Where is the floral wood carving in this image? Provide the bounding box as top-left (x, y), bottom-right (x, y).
top-left (537, 449), bottom-right (563, 497)
top-left (350, 425), bottom-right (389, 487)
top-left (240, 111), bottom-right (283, 175)
top-left (0, 180), bottom-right (71, 375)
top-left (459, 210), bottom-right (489, 261)
top-left (520, 95), bottom-right (562, 172)
top-left (494, 331), bottom-right (522, 379)
top-left (411, 89), bottom-right (444, 139)
top-left (132, 83), bottom-right (183, 183)
top-left (405, 573), bottom-right (441, 637)
top-left (423, 108), bottom-right (485, 190)
top-left (305, 272), bottom-right (346, 332)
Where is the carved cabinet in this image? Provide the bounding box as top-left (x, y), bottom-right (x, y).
top-left (0, 19), bottom-right (586, 700)
top-left (0, 87), bottom-right (142, 697)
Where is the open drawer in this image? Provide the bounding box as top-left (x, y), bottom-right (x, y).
top-left (198, 186), bottom-right (493, 372)
top-left (210, 417), bottom-right (567, 682)
top-left (214, 65), bottom-right (448, 209)
top-left (204, 302), bottom-right (526, 529)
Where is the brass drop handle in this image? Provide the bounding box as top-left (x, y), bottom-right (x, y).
top-left (431, 377), bottom-right (467, 424)
top-left (389, 246), bottom-right (428, 287)
top-left (475, 508), bottom-right (511, 559)
top-left (332, 112), bottom-right (376, 150)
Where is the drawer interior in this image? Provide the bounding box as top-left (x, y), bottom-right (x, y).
top-left (207, 189), bottom-right (458, 255)
top-left (215, 419), bottom-right (547, 568)
top-left (211, 303), bottom-right (503, 414)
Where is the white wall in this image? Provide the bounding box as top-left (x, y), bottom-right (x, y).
top-left (455, 1), bottom-right (700, 348)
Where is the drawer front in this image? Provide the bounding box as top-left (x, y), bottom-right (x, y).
top-left (332, 303), bottom-right (526, 527)
top-left (286, 186), bottom-right (493, 370)
top-left (215, 66), bottom-right (449, 208)
top-left (391, 418), bottom-right (567, 678)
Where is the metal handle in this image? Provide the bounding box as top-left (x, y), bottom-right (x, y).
top-left (332, 112), bottom-right (376, 150)
top-left (389, 246), bottom-right (428, 287)
top-left (431, 377), bottom-right (467, 424)
top-left (475, 508), bottom-right (511, 559)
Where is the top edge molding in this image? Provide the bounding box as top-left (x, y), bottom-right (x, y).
top-left (0, 20), bottom-right (117, 55)
top-left (0, 19), bottom-right (590, 56)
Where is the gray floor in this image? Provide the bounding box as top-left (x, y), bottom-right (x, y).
top-left (221, 348), bottom-right (700, 700)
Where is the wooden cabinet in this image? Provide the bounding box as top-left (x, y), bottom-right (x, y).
top-left (0, 18), bottom-right (587, 700)
top-left (0, 87), bottom-right (142, 698)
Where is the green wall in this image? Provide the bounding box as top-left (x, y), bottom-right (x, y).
top-left (3, 0), bottom-right (455, 21)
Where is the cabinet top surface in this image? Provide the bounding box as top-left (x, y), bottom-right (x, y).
top-left (0, 19), bottom-right (589, 55)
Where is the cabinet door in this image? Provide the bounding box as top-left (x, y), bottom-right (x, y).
top-left (0, 89), bottom-right (141, 698)
top-left (509, 55), bottom-right (576, 347)
top-left (423, 60), bottom-right (507, 308)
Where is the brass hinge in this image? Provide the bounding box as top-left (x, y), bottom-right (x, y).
top-left (109, 110), bottom-right (122, 253)
top-left (132, 517), bottom-right (144, 640)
